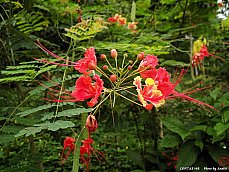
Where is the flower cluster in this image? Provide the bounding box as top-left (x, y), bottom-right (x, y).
top-left (108, 14), bottom-right (138, 32)
top-left (61, 115), bottom-right (103, 171)
top-left (36, 42), bottom-right (217, 171)
top-left (36, 42), bottom-right (216, 112)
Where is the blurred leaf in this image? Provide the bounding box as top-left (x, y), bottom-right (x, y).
top-left (160, 134), bottom-right (181, 147)
top-left (176, 141), bottom-right (199, 169)
top-left (161, 117), bottom-right (189, 140)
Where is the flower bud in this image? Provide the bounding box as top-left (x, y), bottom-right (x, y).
top-left (111, 49), bottom-right (118, 58)
top-left (127, 65), bottom-right (132, 70)
top-left (129, 60), bottom-right (133, 64)
top-left (100, 54), bottom-right (106, 60)
top-left (85, 114), bottom-right (98, 133)
top-left (102, 65), bottom-right (108, 70)
top-left (137, 52), bottom-right (145, 61)
top-left (110, 74), bottom-right (117, 82)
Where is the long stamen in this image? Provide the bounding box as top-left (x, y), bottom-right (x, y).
top-left (36, 41), bottom-right (76, 65)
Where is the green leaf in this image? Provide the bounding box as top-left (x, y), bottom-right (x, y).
top-left (214, 122), bottom-right (229, 136)
top-left (160, 60), bottom-right (189, 67)
top-left (15, 120), bottom-right (75, 137)
top-left (176, 141), bottom-right (199, 169)
top-left (41, 108), bottom-right (93, 120)
top-left (1, 125), bottom-right (25, 134)
top-left (16, 104), bottom-right (54, 117)
top-left (222, 107), bottom-right (229, 123)
top-left (48, 120), bottom-right (75, 131)
top-left (160, 134), bottom-right (182, 147)
top-left (194, 140), bottom-right (203, 151)
top-left (161, 117), bottom-right (189, 140)
top-left (210, 88), bottom-right (221, 100)
top-left (0, 76), bottom-right (32, 83)
top-left (15, 127), bottom-right (42, 137)
top-left (0, 134), bottom-right (16, 144)
top-left (190, 125), bottom-right (208, 132)
top-left (131, 1), bottom-right (136, 22)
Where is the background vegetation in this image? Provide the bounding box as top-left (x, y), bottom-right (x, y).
top-left (0, 0), bottom-right (228, 171)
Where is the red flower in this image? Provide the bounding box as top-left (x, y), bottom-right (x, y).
top-left (108, 17), bottom-right (117, 23)
top-left (72, 74), bottom-right (104, 107)
top-left (85, 114), bottom-right (98, 135)
top-left (35, 42), bottom-right (97, 75)
top-left (61, 137), bottom-right (75, 164)
top-left (118, 17), bottom-right (126, 25)
top-left (75, 47), bottom-right (97, 75)
top-left (108, 14), bottom-right (121, 23)
top-left (192, 45), bottom-right (210, 66)
top-left (80, 138), bottom-right (104, 172)
top-left (138, 54), bottom-right (158, 78)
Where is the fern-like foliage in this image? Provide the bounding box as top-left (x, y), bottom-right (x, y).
top-left (64, 17), bottom-right (108, 41)
top-left (14, 10), bottom-right (49, 34)
top-left (0, 61), bottom-right (59, 83)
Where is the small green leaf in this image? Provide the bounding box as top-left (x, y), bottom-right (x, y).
top-left (160, 134), bottom-right (182, 147)
top-left (190, 125), bottom-right (208, 132)
top-left (48, 120), bottom-right (75, 131)
top-left (222, 107), bottom-right (229, 123)
top-left (210, 88), bottom-right (221, 100)
top-left (194, 140), bottom-right (203, 151)
top-left (214, 122), bottom-right (229, 136)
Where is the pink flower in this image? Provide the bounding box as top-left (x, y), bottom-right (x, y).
top-left (72, 74), bottom-right (104, 107)
top-left (75, 47), bottom-right (97, 75)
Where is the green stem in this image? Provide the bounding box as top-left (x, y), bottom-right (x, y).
top-left (72, 114), bottom-right (88, 172)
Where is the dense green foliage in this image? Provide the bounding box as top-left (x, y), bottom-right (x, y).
top-left (0, 0), bottom-right (229, 171)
